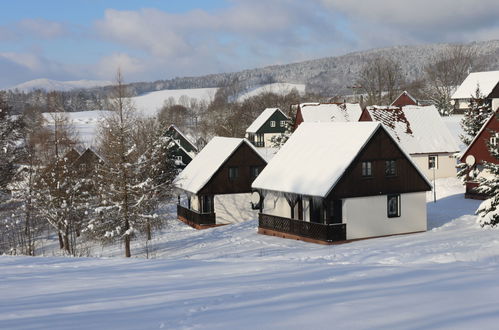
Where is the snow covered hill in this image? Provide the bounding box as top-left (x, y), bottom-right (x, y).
top-left (8, 78), bottom-right (112, 92)
top-left (2, 178), bottom-right (499, 329)
top-left (237, 83), bottom-right (306, 102)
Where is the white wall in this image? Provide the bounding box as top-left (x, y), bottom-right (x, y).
top-left (262, 193), bottom-right (290, 218)
top-left (214, 193), bottom-right (259, 224)
top-left (411, 153), bottom-right (457, 179)
top-left (263, 133), bottom-right (281, 148)
top-left (343, 192), bottom-right (427, 240)
top-left (492, 98), bottom-right (499, 111)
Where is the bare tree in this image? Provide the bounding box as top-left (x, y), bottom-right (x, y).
top-left (356, 56), bottom-right (405, 106)
top-left (424, 45), bottom-right (480, 115)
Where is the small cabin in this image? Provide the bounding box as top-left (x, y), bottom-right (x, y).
top-left (175, 137), bottom-right (267, 229)
top-left (245, 108), bottom-right (290, 148)
top-left (165, 125), bottom-right (198, 168)
top-left (252, 122), bottom-right (431, 244)
top-left (452, 71), bottom-right (499, 113)
top-left (359, 105), bottom-right (459, 179)
top-left (460, 111), bottom-right (499, 199)
top-left (294, 103), bottom-right (362, 129)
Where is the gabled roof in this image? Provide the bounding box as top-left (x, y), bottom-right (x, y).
top-left (391, 91), bottom-right (418, 106)
top-left (452, 71), bottom-right (499, 99)
top-left (299, 103), bottom-right (362, 123)
top-left (460, 110), bottom-right (499, 162)
top-left (246, 108), bottom-right (288, 134)
top-left (251, 122), bottom-right (377, 197)
top-left (364, 105), bottom-right (459, 154)
top-left (175, 137), bottom-right (266, 194)
top-left (168, 124), bottom-right (198, 152)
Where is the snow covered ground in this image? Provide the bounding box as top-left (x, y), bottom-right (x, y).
top-left (2, 178), bottom-right (499, 329)
top-left (237, 83), bottom-right (306, 102)
top-left (42, 110), bottom-right (112, 147)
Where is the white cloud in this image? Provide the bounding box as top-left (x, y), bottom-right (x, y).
top-left (18, 19), bottom-right (67, 39)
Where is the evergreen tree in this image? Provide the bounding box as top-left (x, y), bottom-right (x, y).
top-left (476, 115), bottom-right (499, 227)
top-left (460, 85), bottom-right (493, 146)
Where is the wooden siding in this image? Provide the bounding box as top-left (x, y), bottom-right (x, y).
top-left (487, 82), bottom-right (499, 99)
top-left (358, 108), bottom-right (373, 122)
top-left (255, 110), bottom-right (289, 134)
top-left (294, 107), bottom-right (305, 129)
top-left (72, 149), bottom-right (102, 177)
top-left (167, 126), bottom-right (197, 153)
top-left (391, 92), bottom-right (417, 107)
top-left (461, 112), bottom-right (499, 164)
top-left (198, 142), bottom-right (267, 195)
top-left (326, 128), bottom-right (431, 200)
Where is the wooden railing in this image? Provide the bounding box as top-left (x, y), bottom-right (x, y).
top-left (177, 204), bottom-right (216, 225)
top-left (259, 213), bottom-right (346, 243)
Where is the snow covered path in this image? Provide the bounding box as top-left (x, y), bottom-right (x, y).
top-left (2, 179), bottom-right (499, 329)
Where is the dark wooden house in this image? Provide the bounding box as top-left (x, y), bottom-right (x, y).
top-left (165, 125), bottom-right (198, 168)
top-left (252, 122), bottom-right (431, 244)
top-left (175, 137), bottom-right (267, 229)
top-left (460, 110), bottom-right (499, 199)
top-left (245, 108), bottom-right (290, 147)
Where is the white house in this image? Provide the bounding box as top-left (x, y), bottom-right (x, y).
top-left (359, 105), bottom-right (460, 179)
top-left (245, 108), bottom-right (290, 148)
top-left (452, 70), bottom-right (499, 112)
top-left (174, 137), bottom-right (267, 228)
top-left (252, 122), bottom-right (432, 244)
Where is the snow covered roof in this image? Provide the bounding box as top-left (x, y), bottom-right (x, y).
top-left (300, 103), bottom-right (362, 123)
top-left (175, 137), bottom-right (265, 194)
top-left (252, 122), bottom-right (381, 197)
top-left (452, 71), bottom-right (499, 99)
top-left (365, 105), bottom-right (459, 154)
top-left (246, 108), bottom-right (288, 133)
top-left (168, 124), bottom-right (198, 152)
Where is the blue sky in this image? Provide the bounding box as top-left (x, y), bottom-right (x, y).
top-left (1, 0), bottom-right (499, 88)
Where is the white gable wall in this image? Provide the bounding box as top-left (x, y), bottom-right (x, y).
top-left (214, 193), bottom-right (259, 224)
top-left (411, 153), bottom-right (457, 179)
top-left (343, 192), bottom-right (427, 240)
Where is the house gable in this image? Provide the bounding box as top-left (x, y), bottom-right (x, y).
top-left (391, 91), bottom-right (418, 107)
top-left (254, 109), bottom-right (289, 134)
top-left (461, 111), bottom-right (499, 164)
top-left (327, 127), bottom-right (431, 200)
top-left (199, 142), bottom-right (267, 195)
top-left (358, 108), bottom-right (373, 122)
top-left (167, 125), bottom-right (197, 153)
top-left (487, 82), bottom-right (499, 99)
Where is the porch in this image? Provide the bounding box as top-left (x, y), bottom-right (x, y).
top-left (177, 204), bottom-right (217, 229)
top-left (258, 213), bottom-right (346, 244)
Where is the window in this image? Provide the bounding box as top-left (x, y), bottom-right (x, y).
top-left (428, 155), bottom-right (438, 169)
top-left (250, 166), bottom-right (260, 179)
top-left (201, 195), bottom-right (213, 213)
top-left (229, 167), bottom-right (239, 181)
top-left (385, 160), bottom-right (397, 176)
top-left (279, 120), bottom-right (286, 127)
top-left (362, 161), bottom-right (372, 177)
top-left (270, 120), bottom-right (276, 127)
top-left (387, 194), bottom-right (401, 218)
top-left (176, 156), bottom-right (183, 162)
top-left (490, 134), bottom-right (498, 147)
top-left (256, 134), bottom-right (264, 147)
top-left (174, 139), bottom-right (181, 145)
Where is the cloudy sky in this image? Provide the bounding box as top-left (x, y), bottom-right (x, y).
top-left (1, 0), bottom-right (498, 88)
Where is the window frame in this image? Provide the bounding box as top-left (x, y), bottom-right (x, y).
top-left (387, 194), bottom-right (401, 218)
top-left (279, 120), bottom-right (286, 127)
top-left (428, 154), bottom-right (438, 170)
top-left (361, 161), bottom-right (373, 177)
top-left (228, 166), bottom-right (239, 181)
top-left (385, 159), bottom-right (397, 177)
top-left (250, 166), bottom-right (260, 179)
top-left (270, 120), bottom-right (276, 127)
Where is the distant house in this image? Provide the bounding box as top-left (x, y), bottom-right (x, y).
top-left (294, 103), bottom-right (362, 129)
top-left (175, 137), bottom-right (267, 229)
top-left (460, 111), bottom-right (499, 199)
top-left (165, 125), bottom-right (198, 168)
top-left (452, 71), bottom-right (499, 113)
top-left (391, 91), bottom-right (432, 107)
top-left (72, 147), bottom-right (104, 177)
top-left (359, 105), bottom-right (459, 179)
top-left (252, 122), bottom-right (431, 244)
top-left (62, 147), bottom-right (82, 164)
top-left (245, 108), bottom-right (290, 148)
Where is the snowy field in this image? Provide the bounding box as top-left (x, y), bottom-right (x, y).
top-left (237, 83), bottom-right (306, 102)
top-left (2, 178), bottom-right (499, 329)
